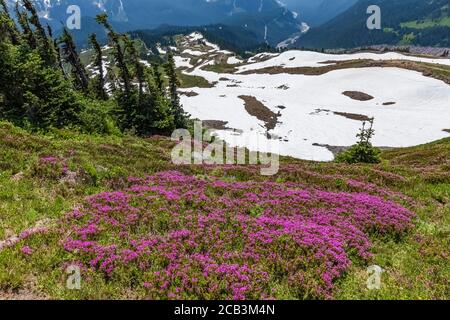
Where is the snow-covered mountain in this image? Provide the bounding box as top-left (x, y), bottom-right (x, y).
top-left (7, 0), bottom-right (304, 46)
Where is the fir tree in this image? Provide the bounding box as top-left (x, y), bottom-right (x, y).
top-left (22, 0), bottom-right (57, 66)
top-left (15, 3), bottom-right (36, 49)
top-left (125, 36), bottom-right (145, 97)
top-left (0, 0), bottom-right (19, 45)
top-left (165, 50), bottom-right (188, 129)
top-left (152, 64), bottom-right (164, 93)
top-left (96, 14), bottom-right (132, 95)
top-left (89, 33), bottom-right (107, 100)
top-left (60, 28), bottom-right (90, 92)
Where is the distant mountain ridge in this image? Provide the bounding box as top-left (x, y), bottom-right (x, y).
top-left (282, 0), bottom-right (358, 26)
top-left (6, 0), bottom-right (304, 47)
top-left (297, 0), bottom-right (450, 49)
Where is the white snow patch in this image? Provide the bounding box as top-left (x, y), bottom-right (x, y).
top-left (227, 56), bottom-right (243, 65)
top-left (156, 46), bottom-right (167, 55)
top-left (179, 51), bottom-right (450, 160)
top-left (183, 49), bottom-right (205, 56)
top-left (174, 56), bottom-right (193, 69)
top-left (188, 32), bottom-right (204, 41)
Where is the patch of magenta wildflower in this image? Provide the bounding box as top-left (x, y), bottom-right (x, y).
top-left (61, 171), bottom-right (415, 299)
top-left (32, 155), bottom-right (69, 179)
top-left (21, 246), bottom-right (33, 255)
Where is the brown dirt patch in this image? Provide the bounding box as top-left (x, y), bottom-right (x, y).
top-left (342, 91), bottom-right (374, 101)
top-left (443, 129), bottom-right (450, 134)
top-left (238, 95), bottom-right (279, 131)
top-left (179, 91), bottom-right (199, 97)
top-left (0, 219), bottom-right (53, 252)
top-left (202, 120), bottom-right (243, 133)
top-left (383, 102), bottom-right (396, 106)
top-left (202, 120), bottom-right (231, 130)
top-left (313, 109), bottom-right (371, 122)
top-left (333, 111), bottom-right (372, 122)
top-left (0, 275), bottom-right (49, 300)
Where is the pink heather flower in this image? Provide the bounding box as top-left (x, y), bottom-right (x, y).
top-left (59, 170), bottom-right (415, 300)
top-left (40, 156), bottom-right (59, 163)
top-left (21, 246), bottom-right (33, 255)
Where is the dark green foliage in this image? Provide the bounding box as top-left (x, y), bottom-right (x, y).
top-left (0, 2), bottom-right (188, 137)
top-left (22, 0), bottom-right (58, 66)
top-left (0, 0), bottom-right (19, 45)
top-left (0, 41), bottom-right (81, 129)
top-left (60, 28), bottom-right (90, 92)
top-left (300, 0), bottom-right (450, 49)
top-left (15, 3), bottom-right (36, 49)
top-left (88, 33), bottom-right (107, 100)
top-left (165, 50), bottom-right (189, 129)
top-left (335, 118), bottom-right (382, 164)
top-left (96, 14), bottom-right (132, 96)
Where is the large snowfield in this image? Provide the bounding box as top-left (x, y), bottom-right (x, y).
top-left (178, 34), bottom-right (450, 161)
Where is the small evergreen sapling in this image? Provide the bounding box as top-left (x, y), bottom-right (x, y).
top-left (335, 118), bottom-right (381, 164)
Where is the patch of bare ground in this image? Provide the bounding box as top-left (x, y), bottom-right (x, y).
top-left (202, 120), bottom-right (243, 133)
top-left (313, 108), bottom-right (372, 121)
top-left (443, 129), bottom-right (450, 133)
top-left (201, 56), bottom-right (239, 73)
top-left (313, 143), bottom-right (394, 156)
top-left (342, 91), bottom-right (374, 101)
top-left (248, 53), bottom-right (280, 63)
top-left (334, 112), bottom-right (372, 121)
top-left (383, 102), bottom-right (396, 106)
top-left (239, 59), bottom-right (450, 85)
top-left (179, 91), bottom-right (199, 97)
top-left (0, 219), bottom-right (54, 252)
top-left (238, 95), bottom-right (280, 131)
top-left (312, 143), bottom-right (350, 156)
top-left (202, 120), bottom-right (231, 130)
top-left (0, 275), bottom-right (49, 300)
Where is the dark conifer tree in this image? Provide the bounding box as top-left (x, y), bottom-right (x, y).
top-left (89, 33), bottom-right (107, 100)
top-left (165, 50), bottom-right (188, 129)
top-left (0, 0), bottom-right (19, 45)
top-left (22, 0), bottom-right (57, 66)
top-left (96, 14), bottom-right (132, 95)
top-left (152, 64), bottom-right (164, 93)
top-left (60, 28), bottom-right (89, 92)
top-left (15, 3), bottom-right (36, 49)
top-left (48, 24), bottom-right (65, 75)
top-left (125, 36), bottom-right (145, 97)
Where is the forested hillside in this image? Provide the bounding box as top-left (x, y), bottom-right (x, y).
top-left (298, 0), bottom-right (450, 49)
top-left (0, 0), bottom-right (188, 136)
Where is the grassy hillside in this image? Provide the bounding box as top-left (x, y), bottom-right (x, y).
top-left (0, 122), bottom-right (448, 299)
